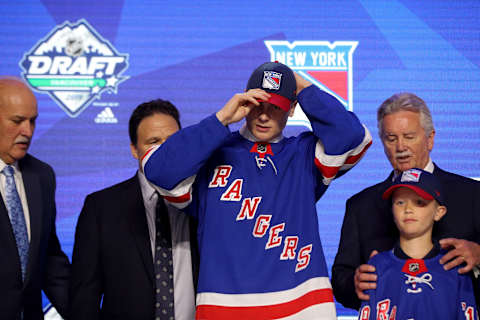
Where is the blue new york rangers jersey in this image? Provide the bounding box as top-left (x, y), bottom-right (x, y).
top-left (143, 85), bottom-right (372, 319)
top-left (359, 250), bottom-right (478, 320)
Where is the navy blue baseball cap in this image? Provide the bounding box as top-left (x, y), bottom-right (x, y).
top-left (382, 168), bottom-right (445, 205)
top-left (246, 61), bottom-right (296, 112)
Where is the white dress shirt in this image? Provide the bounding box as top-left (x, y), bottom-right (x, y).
top-left (0, 159), bottom-right (31, 241)
top-left (138, 171), bottom-right (195, 320)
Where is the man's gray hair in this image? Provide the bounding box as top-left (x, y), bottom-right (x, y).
top-left (377, 92), bottom-right (434, 138)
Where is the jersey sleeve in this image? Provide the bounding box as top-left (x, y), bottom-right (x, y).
top-left (298, 85), bottom-right (372, 185)
top-left (142, 114), bottom-right (231, 208)
top-left (456, 273), bottom-right (478, 320)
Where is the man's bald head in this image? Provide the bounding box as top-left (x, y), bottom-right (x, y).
top-left (0, 77), bottom-right (38, 164)
top-left (0, 77), bottom-right (36, 102)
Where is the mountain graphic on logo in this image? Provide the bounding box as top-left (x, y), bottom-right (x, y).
top-left (19, 19), bottom-right (129, 117)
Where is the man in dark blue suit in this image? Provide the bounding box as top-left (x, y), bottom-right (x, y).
top-left (332, 92), bottom-right (480, 310)
top-left (0, 77), bottom-right (70, 319)
top-left (70, 99), bottom-right (198, 320)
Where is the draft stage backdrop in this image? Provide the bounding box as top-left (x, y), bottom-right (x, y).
top-left (1, 1), bottom-right (479, 318)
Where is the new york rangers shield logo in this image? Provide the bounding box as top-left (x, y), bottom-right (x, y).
top-left (264, 40), bottom-right (357, 130)
top-left (401, 169), bottom-right (422, 182)
top-left (262, 71), bottom-right (282, 90)
top-left (264, 40), bottom-right (357, 110)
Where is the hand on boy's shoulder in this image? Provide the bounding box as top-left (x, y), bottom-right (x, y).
top-left (354, 250), bottom-right (379, 301)
top-left (439, 238), bottom-right (480, 274)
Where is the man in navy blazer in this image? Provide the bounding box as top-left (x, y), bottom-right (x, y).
top-left (70, 99), bottom-right (199, 320)
top-left (332, 92), bottom-right (480, 310)
top-left (0, 78), bottom-right (70, 319)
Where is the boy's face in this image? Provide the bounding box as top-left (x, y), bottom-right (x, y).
top-left (246, 102), bottom-right (295, 142)
top-left (392, 187), bottom-right (446, 240)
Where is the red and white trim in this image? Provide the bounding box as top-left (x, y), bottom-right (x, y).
top-left (196, 277), bottom-right (336, 320)
top-left (141, 144), bottom-right (196, 208)
top-left (141, 144), bottom-right (159, 166)
top-left (152, 175), bottom-right (195, 209)
top-left (314, 125), bottom-right (372, 185)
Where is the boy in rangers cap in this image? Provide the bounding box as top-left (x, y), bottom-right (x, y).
top-left (143, 61), bottom-right (372, 319)
top-left (358, 168), bottom-right (478, 320)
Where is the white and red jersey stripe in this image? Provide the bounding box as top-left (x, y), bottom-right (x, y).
top-left (142, 144), bottom-right (195, 208)
top-left (314, 124), bottom-right (372, 185)
top-left (196, 277), bottom-right (336, 320)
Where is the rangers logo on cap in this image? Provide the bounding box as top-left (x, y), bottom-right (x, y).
top-left (401, 169), bottom-right (422, 183)
top-left (262, 71), bottom-right (282, 90)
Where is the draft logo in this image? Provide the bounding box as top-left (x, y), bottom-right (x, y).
top-left (19, 19), bottom-right (129, 118)
top-left (264, 41), bottom-right (357, 129)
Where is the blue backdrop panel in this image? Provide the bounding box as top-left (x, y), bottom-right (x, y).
top-left (1, 1), bottom-right (479, 317)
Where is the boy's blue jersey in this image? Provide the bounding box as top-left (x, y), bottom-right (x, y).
top-left (143, 85), bottom-right (372, 319)
top-left (359, 250), bottom-right (478, 320)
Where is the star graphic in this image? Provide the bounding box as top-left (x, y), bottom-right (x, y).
top-left (106, 76), bottom-right (118, 87)
top-left (91, 85), bottom-right (101, 94)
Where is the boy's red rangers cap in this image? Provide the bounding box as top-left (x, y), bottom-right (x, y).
top-left (382, 168), bottom-right (445, 205)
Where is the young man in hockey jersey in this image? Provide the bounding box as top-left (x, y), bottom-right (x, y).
top-left (143, 61), bottom-right (372, 319)
top-left (358, 168), bottom-right (478, 320)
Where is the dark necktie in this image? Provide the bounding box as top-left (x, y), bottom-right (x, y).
top-left (154, 195), bottom-right (175, 319)
top-left (2, 165), bottom-right (29, 281)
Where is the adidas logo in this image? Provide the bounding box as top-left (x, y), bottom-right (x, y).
top-left (94, 107), bottom-right (118, 124)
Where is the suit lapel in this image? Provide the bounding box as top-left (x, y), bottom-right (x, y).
top-left (0, 198), bottom-right (11, 233)
top-left (378, 172), bottom-right (396, 217)
top-left (20, 159), bottom-right (42, 286)
top-left (127, 175), bottom-right (154, 283)
top-left (376, 172), bottom-right (400, 249)
top-left (0, 191), bottom-right (22, 278)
